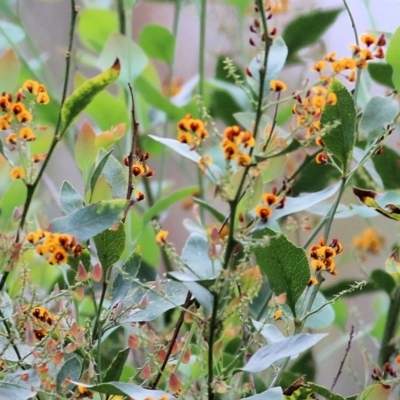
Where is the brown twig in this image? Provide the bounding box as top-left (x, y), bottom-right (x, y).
top-left (150, 291), bottom-right (192, 389)
top-left (331, 324), bottom-right (355, 391)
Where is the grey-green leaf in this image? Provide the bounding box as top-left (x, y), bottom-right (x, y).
top-left (320, 79), bottom-right (356, 172)
top-left (60, 181), bottom-right (84, 214)
top-left (0, 369), bottom-right (39, 400)
top-left (253, 228), bottom-right (310, 315)
top-left (50, 199), bottom-right (130, 242)
top-left (90, 148), bottom-right (114, 195)
top-left (103, 348), bottom-right (130, 383)
top-left (56, 355), bottom-right (82, 394)
top-left (99, 151), bottom-right (128, 199)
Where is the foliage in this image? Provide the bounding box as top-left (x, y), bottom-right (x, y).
top-left (0, 1), bottom-right (399, 400)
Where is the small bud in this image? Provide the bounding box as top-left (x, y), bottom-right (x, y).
top-left (249, 37), bottom-right (256, 46)
top-left (91, 263), bottom-right (103, 282)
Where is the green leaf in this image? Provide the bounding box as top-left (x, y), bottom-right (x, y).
top-left (143, 186), bottom-right (199, 226)
top-left (282, 8), bottom-right (342, 61)
top-left (307, 382), bottom-right (346, 400)
top-left (62, 59), bottom-right (120, 130)
top-left (183, 281), bottom-right (214, 317)
top-left (98, 33), bottom-right (148, 83)
top-left (74, 121), bottom-right (98, 185)
top-left (255, 140), bottom-right (301, 162)
top-left (78, 8), bottom-right (118, 52)
top-left (99, 152), bottom-right (128, 199)
top-left (111, 249), bottom-right (141, 307)
top-left (139, 24), bottom-right (175, 65)
top-left (103, 348), bottom-right (130, 382)
top-left (0, 180), bottom-right (27, 230)
top-left (192, 198), bottom-right (225, 223)
top-left (357, 384), bottom-right (392, 400)
top-left (386, 27), bottom-right (400, 92)
top-left (368, 63), bottom-right (395, 89)
top-left (60, 181), bottom-right (84, 214)
top-left (371, 269), bottom-right (396, 296)
top-left (56, 355), bottom-right (82, 394)
top-left (117, 280), bottom-right (188, 324)
top-left (50, 199), bottom-right (130, 241)
top-left (135, 76), bottom-right (184, 120)
top-left (259, 156), bottom-right (287, 184)
top-left (0, 369), bottom-right (39, 399)
top-left (237, 173), bottom-right (263, 215)
top-left (320, 79), bottom-right (356, 171)
top-left (253, 228), bottom-right (310, 315)
top-left (169, 233), bottom-right (222, 281)
top-left (90, 148), bottom-right (114, 195)
top-left (0, 49), bottom-right (20, 93)
top-left (71, 381), bottom-right (172, 399)
top-left (0, 21), bottom-right (25, 49)
top-left (372, 145), bottom-right (400, 190)
top-left (149, 135), bottom-right (200, 162)
top-left (94, 222), bottom-right (126, 272)
top-left (359, 96), bottom-right (399, 139)
top-left (241, 333), bottom-right (327, 373)
top-left (332, 299), bottom-right (348, 331)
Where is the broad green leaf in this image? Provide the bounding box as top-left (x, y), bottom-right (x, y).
top-left (169, 233), bottom-right (221, 281)
top-left (0, 49), bottom-right (20, 93)
top-left (307, 383), bottom-right (346, 400)
top-left (332, 299), bottom-right (348, 331)
top-left (62, 59), bottom-right (120, 130)
top-left (359, 96), bottom-right (399, 139)
top-left (253, 227), bottom-right (310, 315)
top-left (372, 145), bottom-right (400, 190)
top-left (85, 89), bottom-right (129, 131)
top-left (0, 21), bottom-right (25, 49)
top-left (282, 8), bottom-right (342, 61)
top-left (90, 148), bottom-right (114, 195)
top-left (0, 368), bottom-right (39, 399)
top-left (0, 337), bottom-right (34, 364)
top-left (241, 333), bottom-right (327, 373)
top-left (50, 199), bottom-right (130, 241)
top-left (371, 269), bottom-right (396, 296)
top-left (56, 355), bottom-right (82, 394)
top-left (368, 62), bottom-right (395, 89)
top-left (111, 249), bottom-right (141, 307)
top-left (386, 27), bottom-right (400, 92)
top-left (74, 121), bottom-right (98, 184)
top-left (143, 185), bottom-right (199, 226)
top-left (117, 280), bottom-right (188, 323)
top-left (0, 179), bottom-right (27, 230)
top-left (357, 384), bottom-right (392, 400)
top-left (320, 79), bottom-right (356, 172)
top-left (193, 198), bottom-right (225, 223)
top-left (60, 180), bottom-right (84, 214)
top-left (237, 173), bottom-right (263, 215)
top-left (94, 222), bottom-right (125, 272)
top-left (255, 140), bottom-right (301, 162)
top-left (139, 24), bottom-right (175, 65)
top-left (98, 33), bottom-right (148, 83)
top-left (78, 9), bottom-right (118, 52)
top-left (246, 37), bottom-right (288, 96)
top-left (241, 387), bottom-right (283, 400)
top-left (71, 381), bottom-right (172, 399)
top-left (135, 76), bottom-right (184, 120)
top-left (258, 156), bottom-right (287, 183)
top-left (103, 348), bottom-right (130, 382)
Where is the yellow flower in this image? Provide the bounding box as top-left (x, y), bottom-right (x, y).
top-left (37, 92), bottom-right (50, 105)
top-left (19, 127), bottom-right (36, 141)
top-left (22, 80), bottom-right (40, 95)
top-left (262, 192), bottom-right (278, 205)
top-left (273, 309), bottom-right (283, 320)
top-left (270, 79), bottom-right (287, 92)
top-left (311, 61), bottom-right (326, 72)
top-left (6, 133), bottom-right (18, 145)
top-left (353, 227), bottom-right (383, 254)
top-left (360, 33), bottom-right (377, 47)
top-left (237, 153), bottom-right (252, 166)
top-left (312, 95), bottom-right (326, 109)
top-left (17, 110), bottom-right (33, 123)
top-left (255, 205), bottom-right (272, 221)
top-left (156, 230), bottom-right (169, 246)
top-left (10, 166), bottom-right (25, 180)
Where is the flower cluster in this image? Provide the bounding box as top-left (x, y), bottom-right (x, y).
top-left (255, 188), bottom-right (286, 223)
top-left (176, 114), bottom-right (209, 148)
top-left (21, 305), bottom-right (56, 342)
top-left (1, 80), bottom-right (50, 181)
top-left (221, 125), bottom-right (255, 166)
top-left (26, 229), bottom-right (82, 265)
top-left (353, 227), bottom-right (384, 254)
top-left (309, 237), bottom-right (343, 276)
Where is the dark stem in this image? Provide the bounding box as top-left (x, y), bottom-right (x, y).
top-left (150, 291), bottom-right (192, 389)
top-left (0, 309), bottom-right (24, 368)
top-left (116, 0), bottom-right (126, 35)
top-left (331, 325), bottom-right (354, 391)
top-left (378, 286), bottom-right (400, 367)
top-left (208, 292), bottom-right (218, 400)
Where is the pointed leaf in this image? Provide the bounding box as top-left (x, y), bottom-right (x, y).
top-left (297, 291), bottom-right (335, 329)
top-left (90, 148), bottom-right (114, 195)
top-left (368, 62), bottom-right (395, 89)
top-left (241, 387), bottom-right (283, 400)
top-left (94, 222), bottom-right (126, 272)
top-left (60, 181), bottom-right (84, 214)
top-left (111, 249), bottom-right (142, 307)
top-left (253, 227), bottom-right (310, 315)
top-left (99, 152), bottom-right (128, 199)
top-left (359, 96), bottom-right (399, 139)
top-left (0, 369), bottom-right (39, 400)
top-left (149, 135), bottom-right (200, 162)
top-left (103, 348), bottom-right (130, 383)
top-left (50, 199), bottom-right (130, 241)
top-left (56, 355), bottom-right (82, 394)
top-left (320, 79), bottom-right (356, 171)
top-left (307, 383), bottom-right (346, 400)
top-left (372, 145), bottom-right (400, 190)
top-left (241, 333), bottom-right (327, 373)
top-left (75, 121), bottom-right (98, 183)
top-left (357, 384), bottom-right (392, 400)
top-left (192, 198), bottom-right (225, 223)
top-left (183, 281), bottom-right (214, 317)
top-left (386, 26), bottom-right (400, 92)
top-left (62, 59), bottom-right (120, 130)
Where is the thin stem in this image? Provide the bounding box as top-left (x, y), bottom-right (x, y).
top-left (151, 292), bottom-right (192, 389)
top-left (208, 292), bottom-right (218, 400)
top-left (116, 0), bottom-right (126, 35)
top-left (0, 0), bottom-right (78, 293)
